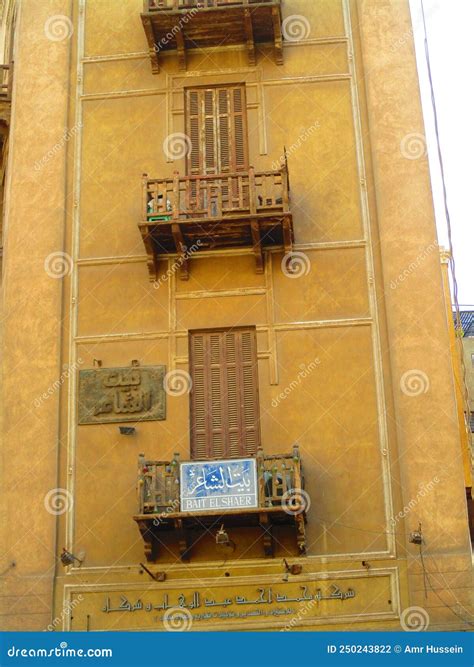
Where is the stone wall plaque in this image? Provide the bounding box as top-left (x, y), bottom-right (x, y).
top-left (78, 366), bottom-right (166, 424)
top-left (64, 569), bottom-right (398, 631)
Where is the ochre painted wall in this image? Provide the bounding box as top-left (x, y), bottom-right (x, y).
top-left (0, 0), bottom-right (472, 631)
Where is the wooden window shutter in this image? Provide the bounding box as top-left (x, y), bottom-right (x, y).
top-left (229, 86), bottom-right (247, 172)
top-left (203, 89), bottom-right (217, 174)
top-left (189, 327), bottom-right (260, 460)
top-left (187, 89), bottom-right (202, 176)
top-left (185, 85), bottom-right (248, 176)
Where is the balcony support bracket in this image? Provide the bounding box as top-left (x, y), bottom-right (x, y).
top-left (244, 8), bottom-right (256, 66)
top-left (137, 520), bottom-right (159, 562)
top-left (295, 514), bottom-right (307, 555)
top-left (142, 16), bottom-right (160, 74)
top-left (282, 216), bottom-right (292, 253)
top-left (142, 230), bottom-right (158, 283)
top-left (171, 222), bottom-right (189, 280)
top-left (174, 519), bottom-right (191, 561)
top-left (175, 25), bottom-right (187, 71)
top-left (250, 219), bottom-right (264, 274)
top-left (272, 6), bottom-right (284, 66)
top-left (259, 512), bottom-right (275, 557)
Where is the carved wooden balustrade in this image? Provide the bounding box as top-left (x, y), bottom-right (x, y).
top-left (141, 0), bottom-right (283, 72)
top-left (0, 64), bottom-right (12, 100)
top-left (139, 165), bottom-right (293, 280)
top-left (134, 446), bottom-right (306, 561)
top-left (0, 63), bottom-right (13, 126)
top-left (148, 0), bottom-right (273, 6)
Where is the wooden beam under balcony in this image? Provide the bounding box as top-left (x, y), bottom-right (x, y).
top-left (250, 219), bottom-right (264, 274)
top-left (171, 222), bottom-right (189, 280)
top-left (139, 166), bottom-right (293, 281)
top-left (141, 0), bottom-right (284, 73)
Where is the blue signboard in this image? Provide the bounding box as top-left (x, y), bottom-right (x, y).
top-left (180, 458), bottom-right (258, 512)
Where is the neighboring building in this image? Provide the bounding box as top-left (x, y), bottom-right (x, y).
top-left (0, 0), bottom-right (472, 632)
top-left (458, 312), bottom-right (474, 338)
top-left (440, 250), bottom-right (474, 543)
top-left (458, 312), bottom-right (474, 540)
top-left (456, 311), bottom-right (474, 434)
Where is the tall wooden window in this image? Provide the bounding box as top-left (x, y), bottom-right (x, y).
top-left (185, 85), bottom-right (248, 176)
top-left (189, 327), bottom-right (261, 460)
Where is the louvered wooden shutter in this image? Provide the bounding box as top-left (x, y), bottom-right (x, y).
top-left (189, 328), bottom-right (260, 460)
top-left (187, 89), bottom-right (202, 176)
top-left (185, 85), bottom-right (248, 176)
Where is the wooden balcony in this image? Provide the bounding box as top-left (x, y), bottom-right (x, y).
top-left (0, 63), bottom-right (13, 126)
top-left (141, 0), bottom-right (283, 72)
top-left (139, 165), bottom-right (293, 280)
top-left (133, 446), bottom-right (307, 561)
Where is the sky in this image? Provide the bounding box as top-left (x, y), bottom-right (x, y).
top-left (410, 0), bottom-right (473, 307)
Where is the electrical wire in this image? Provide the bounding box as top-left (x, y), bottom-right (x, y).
top-left (308, 516), bottom-right (474, 627)
top-left (420, 5), bottom-right (474, 627)
top-left (421, 0), bottom-right (472, 444)
top-left (419, 539), bottom-right (474, 628)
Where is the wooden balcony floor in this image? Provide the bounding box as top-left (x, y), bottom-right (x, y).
top-left (139, 211), bottom-right (293, 281)
top-left (134, 506), bottom-right (305, 561)
top-left (139, 211), bottom-right (293, 279)
top-left (141, 1), bottom-right (283, 71)
top-left (134, 504), bottom-right (302, 522)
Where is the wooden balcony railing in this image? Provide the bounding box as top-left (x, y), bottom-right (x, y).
top-left (0, 63), bottom-right (13, 102)
top-left (134, 446), bottom-right (307, 560)
top-left (147, 0), bottom-right (273, 8)
top-left (139, 166), bottom-right (293, 280)
top-left (141, 0), bottom-right (283, 72)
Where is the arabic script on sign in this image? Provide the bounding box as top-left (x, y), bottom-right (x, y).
top-left (78, 366), bottom-right (166, 424)
top-left (180, 458), bottom-right (258, 512)
top-left (101, 584), bottom-right (357, 618)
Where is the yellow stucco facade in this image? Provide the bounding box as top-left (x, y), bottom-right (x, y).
top-left (0, 0), bottom-right (472, 632)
